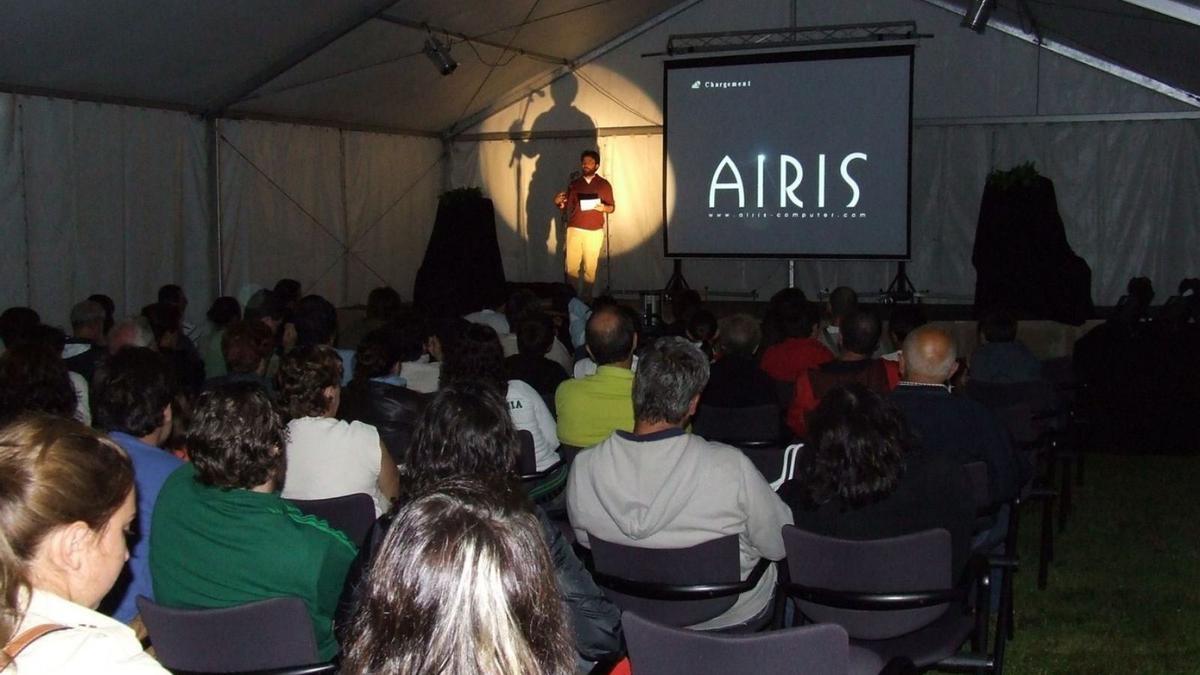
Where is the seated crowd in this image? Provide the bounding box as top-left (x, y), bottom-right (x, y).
top-left (0, 279), bottom-right (1046, 673)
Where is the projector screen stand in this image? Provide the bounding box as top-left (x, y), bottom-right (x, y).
top-left (884, 262), bottom-right (917, 303)
top-left (664, 259), bottom-right (690, 298)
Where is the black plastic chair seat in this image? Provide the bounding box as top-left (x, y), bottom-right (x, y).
top-left (847, 603), bottom-right (979, 673)
top-left (286, 493), bottom-right (376, 548)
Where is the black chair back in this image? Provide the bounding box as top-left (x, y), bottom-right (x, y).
top-left (137, 596), bottom-right (321, 672)
top-left (963, 461), bottom-right (991, 513)
top-left (783, 527), bottom-right (953, 640)
top-left (622, 611), bottom-right (849, 675)
top-left (693, 404), bottom-right (782, 444)
top-left (287, 493), bottom-right (376, 548)
top-left (589, 535), bottom-right (744, 627)
top-left (516, 429), bottom-right (538, 474)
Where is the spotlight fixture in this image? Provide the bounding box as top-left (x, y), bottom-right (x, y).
top-left (961, 0), bottom-right (995, 33)
top-left (423, 36), bottom-right (458, 76)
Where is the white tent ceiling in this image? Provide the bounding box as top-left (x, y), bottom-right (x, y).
top-left (0, 0), bottom-right (1196, 137)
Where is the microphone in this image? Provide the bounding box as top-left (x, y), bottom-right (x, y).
top-left (569, 170), bottom-right (582, 182)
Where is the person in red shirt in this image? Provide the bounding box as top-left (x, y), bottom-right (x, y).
top-left (554, 149), bottom-right (615, 300)
top-left (760, 298), bottom-right (834, 383)
top-left (787, 310), bottom-right (899, 438)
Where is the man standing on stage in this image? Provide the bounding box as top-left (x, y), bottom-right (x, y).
top-left (555, 149), bottom-right (615, 299)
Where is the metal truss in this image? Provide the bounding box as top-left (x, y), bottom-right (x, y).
top-left (666, 21), bottom-right (929, 56)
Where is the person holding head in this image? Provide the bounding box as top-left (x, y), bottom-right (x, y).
top-left (341, 478), bottom-right (576, 675)
top-left (700, 313), bottom-right (777, 410)
top-left (779, 384), bottom-right (975, 580)
top-left (553, 149), bottom-right (615, 299)
top-left (441, 324), bottom-right (560, 472)
top-left (818, 286), bottom-right (859, 356)
top-left (0, 415), bottom-right (168, 673)
top-left (276, 345), bottom-right (400, 517)
top-left (890, 326), bottom-right (1027, 510)
top-left (567, 337), bottom-right (792, 630)
top-left (786, 309), bottom-right (900, 438)
top-left (91, 347), bottom-right (184, 622)
top-left (150, 383), bottom-right (357, 661)
top-left (376, 381), bottom-right (621, 663)
top-left (555, 306), bottom-right (636, 448)
top-left (971, 309), bottom-right (1043, 384)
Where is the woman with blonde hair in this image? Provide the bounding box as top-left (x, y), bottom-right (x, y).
top-left (0, 415), bottom-right (167, 673)
top-left (341, 477), bottom-right (575, 675)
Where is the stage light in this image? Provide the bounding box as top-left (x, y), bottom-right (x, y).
top-left (424, 36), bottom-right (458, 76)
top-left (961, 0), bottom-right (995, 33)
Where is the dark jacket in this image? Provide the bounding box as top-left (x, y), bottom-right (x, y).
top-left (337, 379), bottom-right (426, 466)
top-left (701, 354), bottom-right (778, 408)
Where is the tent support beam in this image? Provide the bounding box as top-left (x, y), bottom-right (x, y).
top-left (442, 0), bottom-right (706, 139)
top-left (374, 15), bottom-right (569, 65)
top-left (0, 82), bottom-right (202, 115)
top-left (206, 117), bottom-right (224, 297)
top-left (208, 0), bottom-right (400, 116)
top-left (920, 0), bottom-right (1200, 107)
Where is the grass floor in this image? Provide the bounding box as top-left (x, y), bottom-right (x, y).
top-left (1001, 454), bottom-right (1200, 674)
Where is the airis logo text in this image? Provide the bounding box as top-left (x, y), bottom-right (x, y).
top-left (708, 153), bottom-right (868, 210)
top-left (692, 79), bottom-right (751, 90)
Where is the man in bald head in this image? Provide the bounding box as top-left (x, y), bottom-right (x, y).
top-left (891, 326), bottom-right (1027, 508)
top-left (555, 305), bottom-right (637, 448)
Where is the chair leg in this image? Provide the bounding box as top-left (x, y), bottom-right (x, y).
top-left (1003, 504), bottom-right (1019, 640)
top-left (1038, 493), bottom-right (1055, 590)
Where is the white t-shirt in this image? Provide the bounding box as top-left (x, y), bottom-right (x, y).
top-left (506, 379), bottom-right (560, 471)
top-left (400, 356), bottom-right (441, 394)
top-left (500, 334), bottom-right (574, 374)
top-left (282, 417), bottom-right (388, 516)
top-left (463, 309), bottom-right (510, 335)
top-left (9, 589), bottom-right (168, 674)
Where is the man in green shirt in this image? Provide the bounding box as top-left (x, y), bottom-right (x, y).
top-left (150, 383), bottom-right (356, 661)
top-left (555, 306), bottom-right (636, 448)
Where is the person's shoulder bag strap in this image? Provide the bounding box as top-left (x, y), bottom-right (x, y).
top-left (2, 623), bottom-right (70, 664)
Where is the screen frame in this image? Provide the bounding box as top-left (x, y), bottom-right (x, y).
top-left (661, 44), bottom-right (915, 260)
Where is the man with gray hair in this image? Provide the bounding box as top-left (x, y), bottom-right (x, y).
top-left (890, 325), bottom-right (1026, 508)
top-left (700, 314), bottom-right (777, 409)
top-left (567, 337), bottom-right (792, 630)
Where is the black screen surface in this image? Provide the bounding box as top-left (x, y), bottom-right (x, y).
top-left (663, 46), bottom-right (913, 258)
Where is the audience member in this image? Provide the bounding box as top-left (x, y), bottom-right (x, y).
top-left (890, 326), bottom-right (1027, 509)
top-left (397, 315), bottom-right (444, 394)
top-left (573, 304), bottom-right (641, 377)
top-left (87, 293), bottom-right (117, 337)
top-left (0, 415), bottom-right (168, 673)
top-left (142, 302), bottom-right (205, 393)
top-left (272, 278), bottom-right (303, 315)
top-left (463, 286), bottom-right (512, 335)
top-left (971, 309), bottom-right (1043, 384)
top-left (556, 306), bottom-right (636, 448)
top-left (339, 326), bottom-right (426, 466)
top-left (0, 306), bottom-right (40, 352)
top-left (686, 309), bottom-right (719, 361)
top-left (91, 347), bottom-right (184, 622)
top-left (0, 343), bottom-right (78, 427)
top-left (759, 287), bottom-right (808, 350)
top-left (63, 299), bottom-right (108, 381)
top-left (341, 286), bottom-right (402, 350)
top-left (779, 384), bottom-right (975, 579)
top-left (662, 289), bottom-right (702, 338)
top-left (700, 313), bottom-right (777, 409)
top-left (441, 324), bottom-right (560, 472)
top-left (882, 304), bottom-right (927, 362)
top-left (200, 296), bottom-right (241, 379)
top-left (107, 316), bottom-right (155, 354)
top-left (567, 337), bottom-right (792, 629)
top-left (291, 294), bottom-right (354, 385)
top-left (760, 297), bottom-right (833, 383)
top-left (341, 479), bottom-right (576, 675)
top-left (787, 310), bottom-right (899, 437)
top-left (505, 312), bottom-right (570, 413)
top-left (382, 381), bottom-right (621, 662)
top-left (819, 286), bottom-right (859, 355)
top-left (150, 383), bottom-right (356, 661)
top-left (203, 319), bottom-right (274, 394)
top-left (276, 345), bottom-right (399, 516)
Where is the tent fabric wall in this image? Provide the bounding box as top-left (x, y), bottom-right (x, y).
top-left (0, 94), bottom-right (211, 329)
top-left (218, 120), bottom-right (443, 308)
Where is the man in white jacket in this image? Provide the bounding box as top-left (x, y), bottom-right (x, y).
top-left (567, 336), bottom-right (792, 630)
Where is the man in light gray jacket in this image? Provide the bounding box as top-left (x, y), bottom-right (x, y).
top-left (567, 336), bottom-right (793, 630)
